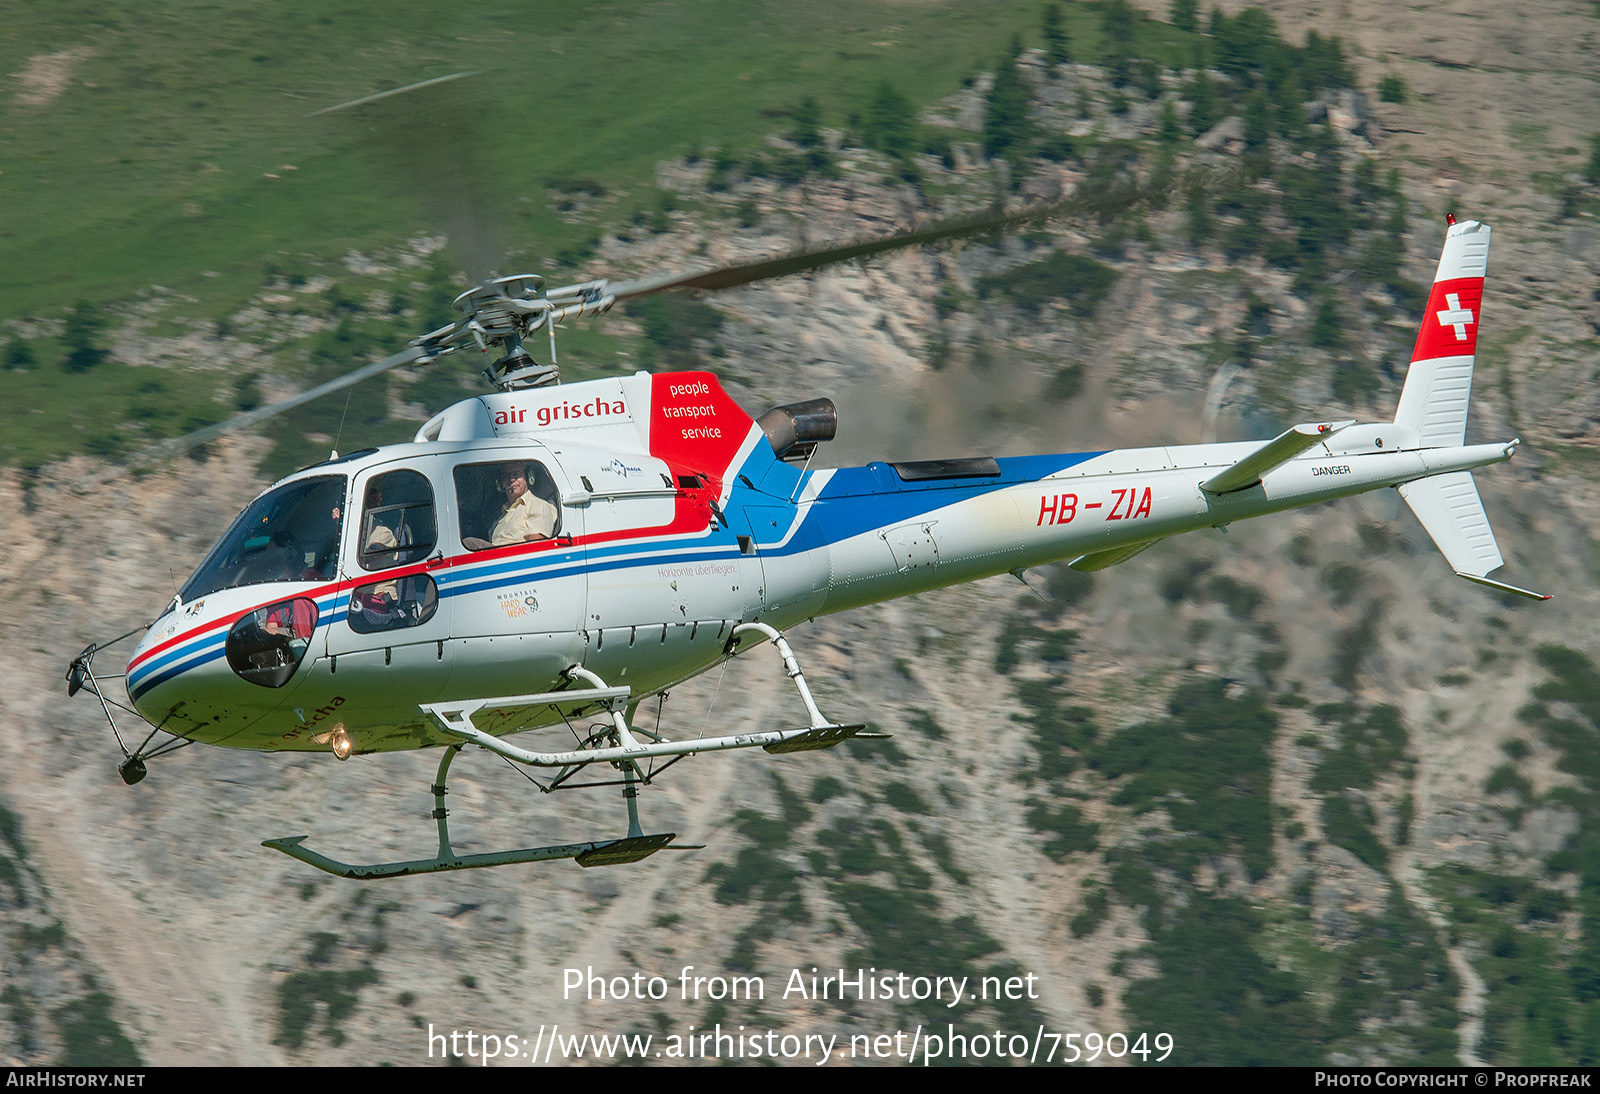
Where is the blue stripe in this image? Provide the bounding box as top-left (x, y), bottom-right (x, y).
top-left (129, 450), bottom-right (1102, 701)
top-left (740, 450), bottom-right (1106, 557)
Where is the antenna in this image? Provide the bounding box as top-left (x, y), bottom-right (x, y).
top-left (331, 389), bottom-right (355, 459)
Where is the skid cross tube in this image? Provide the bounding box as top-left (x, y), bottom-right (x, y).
top-left (432, 717), bottom-right (860, 767)
top-left (422, 647), bottom-right (866, 769)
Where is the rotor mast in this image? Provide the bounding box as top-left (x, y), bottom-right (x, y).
top-left (449, 274), bottom-right (617, 390)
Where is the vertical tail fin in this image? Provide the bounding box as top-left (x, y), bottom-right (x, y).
top-left (1392, 219), bottom-right (1546, 600)
top-left (1393, 218), bottom-right (1490, 446)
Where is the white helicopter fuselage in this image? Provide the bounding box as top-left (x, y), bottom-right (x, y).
top-left (123, 382), bottom-right (1509, 757)
top-left (122, 219), bottom-right (1526, 760)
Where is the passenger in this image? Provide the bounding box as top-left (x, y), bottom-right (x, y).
top-left (360, 482), bottom-right (401, 613)
top-left (363, 483), bottom-right (399, 563)
top-left (490, 462), bottom-right (557, 545)
top-left (262, 597), bottom-right (316, 640)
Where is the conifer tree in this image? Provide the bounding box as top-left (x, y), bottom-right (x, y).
top-left (62, 301), bottom-right (107, 374)
top-left (1186, 70), bottom-right (1222, 137)
top-left (3, 339), bottom-right (37, 371)
top-left (1041, 3), bottom-right (1071, 66)
top-left (985, 54), bottom-right (1035, 159)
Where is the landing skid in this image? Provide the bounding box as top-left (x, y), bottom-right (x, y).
top-left (263, 743), bottom-right (693, 878)
top-left (262, 832), bottom-right (679, 878)
top-left (262, 622), bottom-right (880, 878)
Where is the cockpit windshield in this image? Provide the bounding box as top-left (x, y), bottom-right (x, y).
top-left (178, 475), bottom-right (347, 602)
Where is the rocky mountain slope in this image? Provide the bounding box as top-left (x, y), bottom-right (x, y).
top-left (4, 0), bottom-right (1600, 1067)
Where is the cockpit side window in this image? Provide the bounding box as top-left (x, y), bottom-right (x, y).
top-left (178, 476), bottom-right (346, 601)
top-left (453, 459), bottom-right (562, 551)
top-left (357, 469), bottom-right (436, 572)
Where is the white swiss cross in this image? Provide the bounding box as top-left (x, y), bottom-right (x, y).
top-left (1436, 292), bottom-right (1474, 341)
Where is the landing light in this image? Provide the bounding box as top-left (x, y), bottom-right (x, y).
top-left (330, 727), bottom-right (354, 762)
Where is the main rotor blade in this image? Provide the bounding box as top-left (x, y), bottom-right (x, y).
top-left (310, 71), bottom-right (484, 117)
top-left (131, 345), bottom-right (427, 465)
top-left (317, 70), bottom-right (507, 281)
top-left (605, 195), bottom-right (1081, 302)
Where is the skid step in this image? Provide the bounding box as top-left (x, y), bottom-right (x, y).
top-left (575, 833), bottom-right (678, 867)
top-left (763, 723), bottom-right (872, 754)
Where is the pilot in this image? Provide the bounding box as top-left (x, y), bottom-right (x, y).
top-left (490, 462), bottom-right (557, 545)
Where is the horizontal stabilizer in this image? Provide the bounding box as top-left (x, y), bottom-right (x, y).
top-left (1200, 420), bottom-right (1355, 495)
top-left (1070, 539), bottom-right (1159, 572)
top-left (1399, 471), bottom-right (1549, 600)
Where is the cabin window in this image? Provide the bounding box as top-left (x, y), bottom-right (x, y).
top-left (178, 476), bottom-right (346, 601)
top-left (346, 573), bottom-right (439, 635)
top-left (454, 459), bottom-right (562, 551)
top-left (225, 597), bottom-right (318, 688)
top-left (357, 469), bottom-right (436, 572)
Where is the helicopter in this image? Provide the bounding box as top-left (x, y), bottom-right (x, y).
top-left (65, 208), bottom-right (1542, 880)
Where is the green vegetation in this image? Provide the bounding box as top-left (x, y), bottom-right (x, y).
top-left (1321, 792), bottom-right (1388, 869)
top-left (1169, 0), bottom-right (1199, 35)
top-left (0, 802), bottom-right (27, 902)
top-left (977, 252), bottom-right (1119, 317)
top-left (1323, 887), bottom-right (1460, 1063)
top-left (1432, 864), bottom-right (1586, 1064)
top-left (1063, 668), bottom-right (1450, 1064)
top-left (2, 0), bottom-right (1397, 474)
top-left (1040, 4), bottom-right (1071, 66)
top-left (817, 815), bottom-right (1045, 1030)
top-left (3, 984), bottom-right (38, 1057)
top-left (2, 0), bottom-right (1068, 468)
top-left (882, 781), bottom-right (930, 813)
top-left (53, 993), bottom-right (142, 1066)
top-left (1093, 678), bottom-right (1277, 881)
top-left (1121, 893), bottom-right (1321, 1065)
top-left (61, 302), bottom-right (109, 374)
top-left (1, 1), bottom-right (1062, 318)
top-left (1207, 574), bottom-right (1262, 619)
top-left (984, 51), bottom-right (1035, 161)
top-left (1390, 645), bottom-right (1600, 1063)
top-left (704, 779), bottom-right (811, 923)
top-left (1069, 885), bottom-right (1110, 938)
top-left (1331, 603), bottom-right (1385, 692)
top-left (274, 966), bottom-right (380, 1051)
top-left (1026, 800), bottom-right (1100, 860)
top-left (856, 80), bottom-right (918, 161)
top-left (1377, 74), bottom-right (1408, 104)
top-left (1309, 702), bottom-right (1410, 793)
top-left (631, 294), bottom-right (725, 371)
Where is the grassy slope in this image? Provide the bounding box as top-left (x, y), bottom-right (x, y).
top-left (0, 0), bottom-right (1054, 318)
top-left (1, 0), bottom-right (1086, 468)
